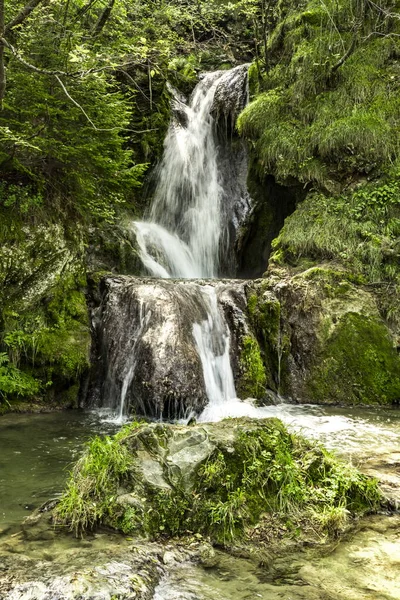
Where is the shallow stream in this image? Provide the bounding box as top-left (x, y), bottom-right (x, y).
top-left (0, 404), bottom-right (400, 600)
top-left (0, 411), bottom-right (118, 533)
top-left (0, 405), bottom-right (399, 599)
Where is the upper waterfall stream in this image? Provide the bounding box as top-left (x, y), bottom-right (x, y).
top-left (134, 64), bottom-right (249, 280)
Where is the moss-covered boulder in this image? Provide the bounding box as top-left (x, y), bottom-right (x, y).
top-left (247, 267), bottom-right (400, 405)
top-left (306, 311), bottom-right (400, 405)
top-left (56, 418), bottom-right (381, 545)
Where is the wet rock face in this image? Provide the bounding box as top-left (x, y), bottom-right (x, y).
top-left (86, 276), bottom-right (248, 418)
top-left (211, 64), bottom-right (250, 124)
top-left (0, 532), bottom-right (172, 600)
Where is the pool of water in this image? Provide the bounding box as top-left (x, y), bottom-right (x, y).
top-left (0, 410), bottom-right (119, 532)
top-left (1, 404), bottom-right (399, 533)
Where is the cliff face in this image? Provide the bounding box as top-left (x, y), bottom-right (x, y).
top-left (234, 0), bottom-right (400, 403)
top-left (237, 0), bottom-right (400, 334)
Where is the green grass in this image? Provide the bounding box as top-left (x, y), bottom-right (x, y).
top-left (56, 434), bottom-right (134, 535)
top-left (238, 1), bottom-right (400, 187)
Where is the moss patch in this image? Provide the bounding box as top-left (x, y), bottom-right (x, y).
top-left (0, 271), bottom-right (90, 408)
top-left (238, 335), bottom-right (267, 399)
top-left (246, 287), bottom-right (289, 394)
top-left (55, 419), bottom-right (382, 545)
top-left (306, 312), bottom-right (400, 405)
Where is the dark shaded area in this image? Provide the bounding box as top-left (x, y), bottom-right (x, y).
top-left (237, 168), bottom-right (307, 278)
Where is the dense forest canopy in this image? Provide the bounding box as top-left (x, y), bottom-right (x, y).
top-left (0, 0), bottom-right (259, 221)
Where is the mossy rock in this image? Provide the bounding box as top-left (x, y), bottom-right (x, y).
top-left (306, 312), bottom-right (400, 405)
top-left (268, 266), bottom-right (400, 405)
top-left (55, 418), bottom-right (382, 545)
top-left (0, 268), bottom-right (90, 409)
top-left (244, 283), bottom-right (291, 395)
top-left (238, 335), bottom-right (267, 399)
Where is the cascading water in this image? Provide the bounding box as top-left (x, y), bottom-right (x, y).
top-left (133, 64), bottom-right (250, 280)
top-left (130, 66), bottom-right (252, 420)
top-left (192, 286), bottom-right (236, 407)
top-left (91, 65), bottom-right (252, 420)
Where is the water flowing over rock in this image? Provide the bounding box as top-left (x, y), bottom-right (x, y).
top-left (85, 65), bottom-right (256, 419)
top-left (87, 276), bottom-right (248, 419)
top-left (133, 64), bottom-right (251, 279)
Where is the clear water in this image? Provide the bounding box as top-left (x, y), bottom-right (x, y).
top-left (0, 406), bottom-right (399, 599)
top-left (0, 411), bottom-right (118, 532)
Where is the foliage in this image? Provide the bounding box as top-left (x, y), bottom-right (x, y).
top-left (56, 419), bottom-right (382, 543)
top-left (239, 335), bottom-right (267, 398)
top-left (0, 270), bottom-right (90, 407)
top-left (56, 433), bottom-right (134, 535)
top-left (0, 351), bottom-right (40, 401)
top-left (273, 178), bottom-right (400, 279)
top-left (271, 175), bottom-right (400, 325)
top-left (238, 1), bottom-right (400, 185)
top-left (0, 0), bottom-right (260, 224)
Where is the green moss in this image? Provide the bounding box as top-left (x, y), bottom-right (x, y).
top-left (0, 271), bottom-right (90, 408)
top-left (272, 177), bottom-right (400, 327)
top-left (238, 335), bottom-right (267, 399)
top-left (238, 1), bottom-right (400, 188)
top-left (246, 290), bottom-right (290, 394)
top-left (306, 312), bottom-right (400, 405)
top-left (56, 419), bottom-right (382, 543)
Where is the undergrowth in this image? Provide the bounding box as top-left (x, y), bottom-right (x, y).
top-left (271, 176), bottom-right (400, 326)
top-left (238, 1), bottom-right (400, 187)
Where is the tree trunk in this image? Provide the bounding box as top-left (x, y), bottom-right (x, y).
top-left (0, 0), bottom-right (5, 109)
top-left (92, 0), bottom-right (115, 37)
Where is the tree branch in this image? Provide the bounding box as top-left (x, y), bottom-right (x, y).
top-left (5, 0), bottom-right (47, 34)
top-left (331, 0), bottom-right (366, 73)
top-left (54, 75), bottom-right (98, 129)
top-left (0, 36), bottom-right (72, 75)
top-left (0, 37), bottom-right (143, 78)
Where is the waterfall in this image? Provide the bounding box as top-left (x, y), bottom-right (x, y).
top-left (133, 64), bottom-right (250, 279)
top-left (91, 65), bottom-right (251, 420)
top-left (132, 66), bottom-right (250, 420)
top-left (192, 286), bottom-right (236, 406)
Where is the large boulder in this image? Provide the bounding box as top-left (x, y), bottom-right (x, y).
top-left (248, 266), bottom-right (400, 405)
top-left (55, 418), bottom-right (382, 544)
top-left (86, 277), bottom-right (249, 418)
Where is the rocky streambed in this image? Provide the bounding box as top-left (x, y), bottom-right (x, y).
top-left (0, 406), bottom-right (399, 600)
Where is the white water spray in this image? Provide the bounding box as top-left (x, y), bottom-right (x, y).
top-left (134, 66), bottom-right (250, 279)
top-left (192, 286), bottom-right (236, 406)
